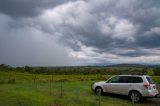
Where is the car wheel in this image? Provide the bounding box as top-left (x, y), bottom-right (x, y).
top-left (129, 91), bottom-right (142, 103)
top-left (95, 87), bottom-right (103, 95)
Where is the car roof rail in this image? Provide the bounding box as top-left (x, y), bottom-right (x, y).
top-left (118, 73), bottom-right (147, 76)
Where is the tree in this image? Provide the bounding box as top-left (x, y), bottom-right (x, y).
top-left (25, 66), bottom-right (33, 73)
top-left (146, 69), bottom-right (155, 76)
top-left (153, 68), bottom-right (160, 76)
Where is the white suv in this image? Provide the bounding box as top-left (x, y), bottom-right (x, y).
top-left (91, 75), bottom-right (159, 102)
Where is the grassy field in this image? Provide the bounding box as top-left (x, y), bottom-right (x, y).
top-left (0, 71), bottom-right (160, 106)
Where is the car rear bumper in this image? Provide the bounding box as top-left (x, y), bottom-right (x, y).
top-left (155, 94), bottom-right (160, 98)
top-left (143, 89), bottom-right (159, 97)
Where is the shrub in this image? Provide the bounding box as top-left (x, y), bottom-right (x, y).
top-left (153, 68), bottom-right (160, 76)
top-left (0, 80), bottom-right (5, 84)
top-left (38, 79), bottom-right (48, 83)
top-left (58, 79), bottom-right (70, 82)
top-left (147, 69), bottom-right (155, 76)
top-left (7, 78), bottom-right (16, 84)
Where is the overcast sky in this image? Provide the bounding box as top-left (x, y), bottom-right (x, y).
top-left (0, 0), bottom-right (160, 66)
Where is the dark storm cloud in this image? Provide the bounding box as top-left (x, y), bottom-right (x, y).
top-left (0, 0), bottom-right (71, 18)
top-left (27, 0), bottom-right (160, 59)
top-left (51, 0), bottom-right (160, 57)
top-left (1, 0), bottom-right (160, 66)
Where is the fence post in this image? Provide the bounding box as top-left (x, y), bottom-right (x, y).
top-left (50, 78), bottom-right (52, 95)
top-left (51, 74), bottom-right (54, 95)
top-left (98, 89), bottom-right (101, 106)
top-left (49, 75), bottom-right (54, 95)
top-left (76, 88), bottom-right (80, 103)
top-left (33, 73), bottom-right (38, 89)
top-left (34, 74), bottom-right (36, 84)
top-left (61, 81), bottom-right (63, 97)
top-left (131, 93), bottom-right (135, 106)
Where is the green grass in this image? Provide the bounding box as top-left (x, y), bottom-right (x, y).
top-left (0, 71), bottom-right (160, 106)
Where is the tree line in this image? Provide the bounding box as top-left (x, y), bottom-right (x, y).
top-left (0, 64), bottom-right (160, 76)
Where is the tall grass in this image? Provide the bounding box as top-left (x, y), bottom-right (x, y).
top-left (0, 71), bottom-right (160, 106)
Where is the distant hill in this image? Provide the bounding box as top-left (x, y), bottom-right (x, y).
top-left (35, 63), bottom-right (160, 69)
top-left (106, 64), bottom-right (160, 68)
top-left (106, 64), bottom-right (147, 68)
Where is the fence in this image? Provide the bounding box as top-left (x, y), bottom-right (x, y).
top-left (1, 72), bottom-right (160, 106)
top-left (28, 76), bottom-right (137, 106)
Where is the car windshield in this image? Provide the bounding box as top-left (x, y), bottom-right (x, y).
top-left (146, 77), bottom-right (155, 84)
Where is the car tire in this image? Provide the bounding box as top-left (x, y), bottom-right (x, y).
top-left (95, 87), bottom-right (103, 95)
top-left (129, 91), bottom-right (142, 103)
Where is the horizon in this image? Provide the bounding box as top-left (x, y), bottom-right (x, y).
top-left (1, 63), bottom-right (160, 68)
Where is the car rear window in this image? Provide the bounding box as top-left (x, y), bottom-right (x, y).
top-left (146, 77), bottom-right (155, 84)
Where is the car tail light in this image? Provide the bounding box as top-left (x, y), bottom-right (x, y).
top-left (143, 84), bottom-right (150, 89)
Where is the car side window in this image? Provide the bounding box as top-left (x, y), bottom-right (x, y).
top-left (108, 76), bottom-right (120, 83)
top-left (131, 77), bottom-right (143, 83)
top-left (119, 76), bottom-right (131, 83)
